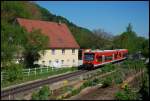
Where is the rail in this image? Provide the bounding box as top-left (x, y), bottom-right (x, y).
top-left (1, 70), bottom-right (88, 99)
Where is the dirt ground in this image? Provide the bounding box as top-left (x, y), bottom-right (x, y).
top-left (69, 85), bottom-right (120, 100)
top-left (69, 70), bottom-right (144, 100)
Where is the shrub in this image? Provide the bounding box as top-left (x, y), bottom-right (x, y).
top-left (92, 78), bottom-right (100, 86)
top-left (38, 85), bottom-right (50, 100)
top-left (83, 80), bottom-right (93, 87)
top-left (115, 77), bottom-right (123, 84)
top-left (115, 91), bottom-right (128, 100)
top-left (101, 63), bottom-right (115, 73)
top-left (5, 63), bottom-right (24, 82)
top-left (115, 86), bottom-right (138, 100)
top-left (31, 92), bottom-right (39, 100)
top-left (138, 73), bottom-right (149, 100)
top-left (31, 85), bottom-right (51, 100)
top-left (71, 88), bottom-right (81, 96)
top-left (102, 77), bottom-right (112, 88)
top-left (113, 72), bottom-right (123, 84)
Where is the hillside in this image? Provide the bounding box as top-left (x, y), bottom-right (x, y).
top-left (2, 1), bottom-right (104, 49)
top-left (1, 1), bottom-right (149, 55)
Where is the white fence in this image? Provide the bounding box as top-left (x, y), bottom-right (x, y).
top-left (1, 67), bottom-right (61, 82)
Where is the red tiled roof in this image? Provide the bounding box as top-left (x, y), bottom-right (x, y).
top-left (17, 18), bottom-right (80, 49)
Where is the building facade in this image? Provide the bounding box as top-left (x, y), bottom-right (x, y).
top-left (37, 49), bottom-right (78, 67)
top-left (17, 18), bottom-right (80, 68)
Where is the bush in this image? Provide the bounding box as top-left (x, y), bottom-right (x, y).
top-left (71, 88), bottom-right (80, 96)
top-left (101, 63), bottom-right (115, 73)
top-left (83, 80), bottom-right (93, 87)
top-left (39, 85), bottom-right (50, 100)
top-left (31, 85), bottom-right (51, 100)
top-left (115, 91), bottom-right (128, 100)
top-left (138, 74), bottom-right (149, 100)
top-left (5, 63), bottom-right (24, 82)
top-left (31, 92), bottom-right (39, 100)
top-left (122, 60), bottom-right (145, 70)
top-left (114, 76), bottom-right (123, 84)
top-left (115, 86), bottom-right (138, 100)
top-left (113, 72), bottom-right (123, 84)
top-left (102, 77), bottom-right (112, 88)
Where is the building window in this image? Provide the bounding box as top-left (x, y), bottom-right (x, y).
top-left (55, 59), bottom-right (59, 63)
top-left (61, 60), bottom-right (64, 64)
top-left (72, 49), bottom-right (75, 54)
top-left (62, 49), bottom-right (65, 54)
top-left (52, 49), bottom-right (55, 55)
top-left (73, 59), bottom-right (75, 63)
top-left (42, 61), bottom-right (45, 66)
top-left (49, 60), bottom-right (51, 66)
top-left (67, 59), bottom-right (69, 62)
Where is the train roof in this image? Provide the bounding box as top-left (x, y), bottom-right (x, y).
top-left (84, 49), bottom-right (128, 53)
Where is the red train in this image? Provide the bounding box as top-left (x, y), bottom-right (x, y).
top-left (81, 49), bottom-right (128, 69)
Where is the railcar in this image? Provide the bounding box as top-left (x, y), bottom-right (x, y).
top-left (82, 49), bottom-right (128, 70)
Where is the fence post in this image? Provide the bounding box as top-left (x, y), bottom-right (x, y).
top-left (47, 67), bottom-right (48, 72)
top-left (40, 67), bottom-right (42, 73)
top-left (28, 68), bottom-right (30, 76)
top-left (35, 68), bottom-right (36, 75)
top-left (1, 72), bottom-right (3, 82)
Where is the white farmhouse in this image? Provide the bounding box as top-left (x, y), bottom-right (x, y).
top-left (17, 18), bottom-right (80, 68)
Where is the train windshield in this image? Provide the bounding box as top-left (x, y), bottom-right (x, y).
top-left (84, 53), bottom-right (95, 61)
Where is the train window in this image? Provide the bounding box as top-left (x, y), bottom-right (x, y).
top-left (84, 53), bottom-right (95, 61)
top-left (119, 53), bottom-right (121, 57)
top-left (97, 56), bottom-right (102, 62)
top-left (123, 53), bottom-right (128, 57)
top-left (105, 56), bottom-right (112, 61)
top-left (115, 54), bottom-right (117, 58)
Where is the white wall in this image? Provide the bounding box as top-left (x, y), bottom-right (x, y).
top-left (37, 49), bottom-right (79, 68)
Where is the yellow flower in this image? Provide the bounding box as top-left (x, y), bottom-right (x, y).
top-left (121, 82), bottom-right (128, 89)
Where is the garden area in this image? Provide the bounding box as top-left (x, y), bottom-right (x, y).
top-left (26, 59), bottom-right (149, 100)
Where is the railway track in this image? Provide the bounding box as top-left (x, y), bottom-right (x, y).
top-left (1, 70), bottom-right (88, 99)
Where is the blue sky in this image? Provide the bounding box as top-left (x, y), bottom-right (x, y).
top-left (35, 1), bottom-right (149, 38)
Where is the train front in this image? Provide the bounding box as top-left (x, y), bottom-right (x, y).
top-left (82, 52), bottom-right (95, 70)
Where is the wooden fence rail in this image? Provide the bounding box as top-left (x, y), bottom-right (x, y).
top-left (1, 67), bottom-right (59, 82)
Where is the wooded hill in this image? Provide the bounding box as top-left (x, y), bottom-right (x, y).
top-left (2, 1), bottom-right (107, 49)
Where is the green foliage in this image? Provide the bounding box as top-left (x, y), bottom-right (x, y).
top-left (115, 86), bottom-right (138, 100)
top-left (1, 1), bottom-right (42, 22)
top-left (113, 23), bottom-right (149, 55)
top-left (92, 78), bottom-right (100, 85)
top-left (31, 92), bottom-right (39, 100)
top-left (138, 73), bottom-right (149, 100)
top-left (102, 77), bottom-right (112, 88)
top-left (71, 88), bottom-right (81, 96)
top-left (122, 59), bottom-right (145, 70)
top-left (113, 71), bottom-right (123, 84)
top-left (101, 63), bottom-right (115, 73)
top-left (23, 29), bottom-right (49, 68)
top-left (83, 80), bottom-right (93, 87)
top-left (31, 85), bottom-right (51, 100)
top-left (1, 21), bottom-right (27, 67)
top-left (5, 63), bottom-right (24, 82)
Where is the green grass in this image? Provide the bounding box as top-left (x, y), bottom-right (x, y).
top-left (1, 67), bottom-right (77, 88)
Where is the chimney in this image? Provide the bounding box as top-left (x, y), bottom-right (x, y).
top-left (58, 20), bottom-right (61, 25)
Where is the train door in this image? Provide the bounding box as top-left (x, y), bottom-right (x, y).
top-left (102, 55), bottom-right (105, 63)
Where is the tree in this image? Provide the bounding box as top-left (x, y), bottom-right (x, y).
top-left (23, 29), bottom-right (49, 68)
top-left (112, 23), bottom-right (145, 54)
top-left (1, 21), bottom-right (27, 68)
top-left (92, 28), bottom-right (113, 49)
top-left (126, 23), bottom-right (132, 33)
